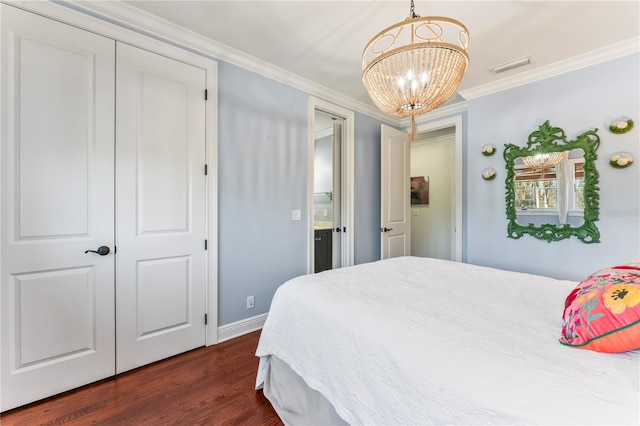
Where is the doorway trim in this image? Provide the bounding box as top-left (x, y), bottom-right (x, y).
top-left (308, 98), bottom-right (354, 273)
top-left (416, 115), bottom-right (463, 261)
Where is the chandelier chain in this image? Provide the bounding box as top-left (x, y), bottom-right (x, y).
top-left (409, 0), bottom-right (420, 19)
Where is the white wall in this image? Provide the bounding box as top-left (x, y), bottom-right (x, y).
top-left (410, 131), bottom-right (455, 259)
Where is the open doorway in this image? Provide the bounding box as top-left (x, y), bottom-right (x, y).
top-left (308, 98), bottom-right (354, 273)
top-left (313, 110), bottom-right (343, 272)
top-left (410, 127), bottom-right (455, 259)
top-left (411, 116), bottom-right (463, 261)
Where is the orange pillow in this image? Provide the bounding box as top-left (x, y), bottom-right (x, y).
top-left (560, 264), bottom-right (640, 353)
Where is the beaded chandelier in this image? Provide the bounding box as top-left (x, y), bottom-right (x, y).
top-left (362, 0), bottom-right (470, 139)
top-left (521, 152), bottom-right (567, 171)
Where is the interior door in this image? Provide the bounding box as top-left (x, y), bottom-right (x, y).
top-left (0, 5), bottom-right (116, 411)
top-left (381, 124), bottom-right (410, 259)
top-left (115, 43), bottom-right (207, 373)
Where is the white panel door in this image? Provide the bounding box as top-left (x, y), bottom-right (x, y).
top-left (381, 125), bottom-right (410, 259)
top-left (0, 5), bottom-right (115, 411)
top-left (116, 43), bottom-right (207, 373)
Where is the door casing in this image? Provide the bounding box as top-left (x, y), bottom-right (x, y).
top-left (307, 98), bottom-right (354, 273)
top-left (0, 1), bottom-right (219, 411)
top-left (416, 116), bottom-right (463, 262)
top-left (380, 115), bottom-right (463, 261)
top-left (7, 0), bottom-right (219, 347)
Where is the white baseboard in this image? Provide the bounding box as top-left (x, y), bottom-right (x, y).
top-left (216, 313), bottom-right (268, 343)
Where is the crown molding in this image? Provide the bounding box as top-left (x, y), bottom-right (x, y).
top-left (459, 37), bottom-right (640, 100)
top-left (42, 0), bottom-right (400, 126)
top-left (9, 1), bottom-right (633, 126)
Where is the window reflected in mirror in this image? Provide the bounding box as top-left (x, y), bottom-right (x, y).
top-left (515, 150), bottom-right (584, 209)
top-left (513, 149), bottom-right (585, 227)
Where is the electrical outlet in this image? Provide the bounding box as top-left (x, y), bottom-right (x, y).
top-left (247, 295), bottom-right (255, 309)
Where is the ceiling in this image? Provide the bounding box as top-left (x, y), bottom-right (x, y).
top-left (119, 0), bottom-right (639, 115)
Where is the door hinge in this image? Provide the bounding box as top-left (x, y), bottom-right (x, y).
top-left (205, 313), bottom-right (208, 325)
top-left (205, 239), bottom-right (208, 250)
top-left (205, 89), bottom-right (208, 100)
top-left (205, 164), bottom-right (208, 175)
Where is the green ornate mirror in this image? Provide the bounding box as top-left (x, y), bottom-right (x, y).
top-left (504, 121), bottom-right (600, 243)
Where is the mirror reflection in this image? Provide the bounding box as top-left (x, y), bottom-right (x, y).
top-left (514, 149), bottom-right (585, 227)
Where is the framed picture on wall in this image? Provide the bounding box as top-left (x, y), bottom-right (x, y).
top-left (411, 176), bottom-right (429, 205)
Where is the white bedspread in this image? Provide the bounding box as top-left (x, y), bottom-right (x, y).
top-left (255, 257), bottom-right (640, 425)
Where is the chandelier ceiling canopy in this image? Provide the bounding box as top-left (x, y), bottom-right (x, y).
top-left (362, 0), bottom-right (470, 139)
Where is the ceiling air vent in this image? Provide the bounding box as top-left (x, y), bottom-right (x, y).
top-left (490, 56), bottom-right (531, 74)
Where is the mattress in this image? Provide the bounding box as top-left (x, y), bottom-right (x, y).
top-left (255, 256), bottom-right (640, 425)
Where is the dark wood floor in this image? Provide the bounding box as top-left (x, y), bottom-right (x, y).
top-left (0, 330), bottom-right (283, 425)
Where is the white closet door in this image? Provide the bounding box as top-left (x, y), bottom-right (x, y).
top-left (0, 5), bottom-right (116, 411)
top-left (115, 43), bottom-right (207, 373)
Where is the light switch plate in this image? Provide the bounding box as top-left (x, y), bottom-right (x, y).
top-left (292, 209), bottom-right (302, 221)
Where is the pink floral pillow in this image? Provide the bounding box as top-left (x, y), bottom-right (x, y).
top-left (560, 264), bottom-right (640, 353)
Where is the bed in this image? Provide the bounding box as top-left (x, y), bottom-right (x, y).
top-left (255, 256), bottom-right (640, 425)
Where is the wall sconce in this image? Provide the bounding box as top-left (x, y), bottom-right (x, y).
top-left (608, 118), bottom-right (634, 134)
top-left (481, 144), bottom-right (497, 156)
top-left (482, 167), bottom-right (497, 180)
top-left (609, 152), bottom-right (634, 168)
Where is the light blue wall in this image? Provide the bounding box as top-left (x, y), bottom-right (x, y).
top-left (218, 62), bottom-right (309, 325)
top-left (466, 54), bottom-right (640, 281)
top-left (218, 62), bottom-right (388, 325)
top-left (217, 37), bottom-right (639, 325)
